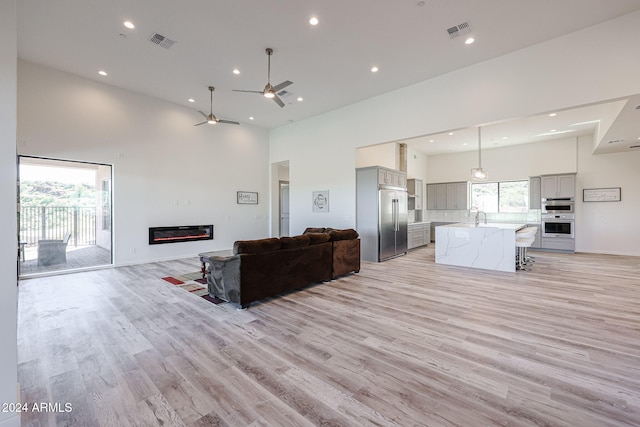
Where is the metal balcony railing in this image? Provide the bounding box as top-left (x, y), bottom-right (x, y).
top-left (19, 206), bottom-right (97, 247)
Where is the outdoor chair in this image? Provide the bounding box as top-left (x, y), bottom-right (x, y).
top-left (37, 232), bottom-right (71, 266)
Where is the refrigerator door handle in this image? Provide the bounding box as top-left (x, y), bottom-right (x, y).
top-left (393, 199), bottom-right (399, 231)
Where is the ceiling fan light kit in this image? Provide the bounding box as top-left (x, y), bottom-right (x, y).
top-left (233, 47), bottom-right (293, 108)
top-left (194, 86), bottom-right (240, 126)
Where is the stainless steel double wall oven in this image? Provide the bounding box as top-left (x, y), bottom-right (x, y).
top-left (541, 197), bottom-right (575, 239)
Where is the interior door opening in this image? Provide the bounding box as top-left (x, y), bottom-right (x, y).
top-left (279, 181), bottom-right (290, 237)
top-left (18, 156), bottom-right (113, 277)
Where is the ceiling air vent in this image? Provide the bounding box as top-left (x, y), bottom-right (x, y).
top-left (149, 33), bottom-right (176, 49)
top-left (629, 144), bottom-right (640, 149)
top-left (447, 21), bottom-right (472, 39)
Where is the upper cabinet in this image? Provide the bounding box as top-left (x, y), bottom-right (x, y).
top-left (407, 178), bottom-right (423, 210)
top-left (378, 167), bottom-right (407, 188)
top-left (541, 174), bottom-right (576, 199)
top-left (426, 181), bottom-right (469, 210)
top-left (529, 176), bottom-right (541, 209)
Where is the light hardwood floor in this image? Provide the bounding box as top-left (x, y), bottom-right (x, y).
top-left (17, 246), bottom-right (640, 426)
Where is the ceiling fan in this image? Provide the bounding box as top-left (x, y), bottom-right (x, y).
top-left (194, 86), bottom-right (240, 126)
top-left (233, 48), bottom-right (293, 108)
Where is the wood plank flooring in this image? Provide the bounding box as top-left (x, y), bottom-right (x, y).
top-left (17, 247), bottom-right (640, 426)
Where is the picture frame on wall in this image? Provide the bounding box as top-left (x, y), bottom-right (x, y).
top-left (237, 191), bottom-right (258, 204)
top-left (583, 187), bottom-right (621, 202)
top-left (312, 190), bottom-right (329, 213)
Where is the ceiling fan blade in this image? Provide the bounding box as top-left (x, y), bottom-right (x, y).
top-left (197, 110), bottom-right (208, 119)
top-left (272, 95), bottom-right (285, 108)
top-left (218, 119), bottom-right (240, 125)
top-left (233, 89), bottom-right (263, 94)
top-left (273, 80), bottom-right (293, 92)
top-left (194, 121), bottom-right (208, 126)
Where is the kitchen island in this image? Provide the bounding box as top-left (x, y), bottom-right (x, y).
top-left (435, 223), bottom-right (525, 272)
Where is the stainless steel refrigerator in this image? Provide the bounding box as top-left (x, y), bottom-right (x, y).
top-left (378, 187), bottom-right (408, 261)
top-left (356, 166), bottom-right (408, 262)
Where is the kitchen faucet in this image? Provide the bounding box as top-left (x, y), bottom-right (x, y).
top-left (475, 210), bottom-right (487, 226)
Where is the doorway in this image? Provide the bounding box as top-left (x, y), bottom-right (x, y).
top-left (18, 156), bottom-right (113, 277)
top-left (279, 181), bottom-right (290, 237)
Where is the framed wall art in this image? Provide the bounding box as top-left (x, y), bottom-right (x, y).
top-left (237, 191), bottom-right (258, 204)
top-left (312, 190), bottom-right (329, 213)
top-left (583, 187), bottom-right (621, 202)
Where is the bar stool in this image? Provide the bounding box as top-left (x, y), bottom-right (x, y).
top-left (515, 227), bottom-right (537, 271)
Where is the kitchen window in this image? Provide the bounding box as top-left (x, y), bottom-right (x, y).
top-left (471, 180), bottom-right (529, 213)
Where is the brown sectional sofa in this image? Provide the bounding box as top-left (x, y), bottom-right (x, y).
top-left (206, 228), bottom-right (360, 308)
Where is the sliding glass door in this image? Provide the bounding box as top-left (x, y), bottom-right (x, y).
top-left (18, 156), bottom-right (113, 276)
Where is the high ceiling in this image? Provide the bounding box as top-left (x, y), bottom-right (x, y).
top-left (17, 0), bottom-right (640, 153)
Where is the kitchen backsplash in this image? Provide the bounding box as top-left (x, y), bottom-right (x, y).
top-left (425, 209), bottom-right (542, 224)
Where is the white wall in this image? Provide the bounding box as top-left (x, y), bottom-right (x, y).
top-left (0, 2), bottom-right (19, 426)
top-left (270, 10), bottom-right (640, 246)
top-left (406, 146), bottom-right (428, 184)
top-left (17, 61), bottom-right (271, 265)
top-left (355, 143), bottom-right (398, 169)
top-left (426, 137), bottom-right (578, 183)
top-left (576, 136), bottom-right (640, 256)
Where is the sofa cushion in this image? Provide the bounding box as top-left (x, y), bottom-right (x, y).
top-left (234, 237), bottom-right (281, 255)
top-left (306, 232), bottom-right (331, 245)
top-left (303, 227), bottom-right (325, 234)
top-left (280, 235), bottom-right (311, 249)
top-left (328, 228), bottom-right (359, 241)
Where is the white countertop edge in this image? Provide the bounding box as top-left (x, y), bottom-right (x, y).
top-left (438, 222), bottom-right (526, 230)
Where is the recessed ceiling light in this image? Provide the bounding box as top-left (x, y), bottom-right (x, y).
top-left (249, 116), bottom-right (254, 120)
top-left (448, 132), bottom-right (454, 136)
top-left (371, 66), bottom-right (379, 73)
top-left (465, 37), bottom-right (475, 45)
top-left (98, 70), bottom-right (107, 76)
top-left (188, 98), bottom-right (195, 103)
top-left (502, 136), bottom-right (508, 140)
top-left (429, 139), bottom-right (435, 143)
top-left (232, 69), bottom-right (240, 75)
top-left (462, 143), bottom-right (467, 146)
top-left (309, 17), bottom-right (319, 26)
top-left (123, 21), bottom-right (135, 29)
top-left (549, 112), bottom-right (557, 117)
top-left (297, 97), bottom-right (303, 102)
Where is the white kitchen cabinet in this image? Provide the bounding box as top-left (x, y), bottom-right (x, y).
top-left (541, 174), bottom-right (575, 199)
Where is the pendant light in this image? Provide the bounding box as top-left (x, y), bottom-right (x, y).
top-left (471, 126), bottom-right (488, 181)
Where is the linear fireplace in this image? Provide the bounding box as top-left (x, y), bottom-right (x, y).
top-left (148, 225), bottom-right (214, 245)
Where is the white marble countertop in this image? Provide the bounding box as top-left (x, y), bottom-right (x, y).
top-left (442, 222), bottom-right (525, 230)
top-left (408, 221), bottom-right (431, 225)
top-left (435, 223), bottom-right (525, 272)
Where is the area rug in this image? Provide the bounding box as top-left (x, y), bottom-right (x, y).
top-left (161, 272), bottom-right (225, 305)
